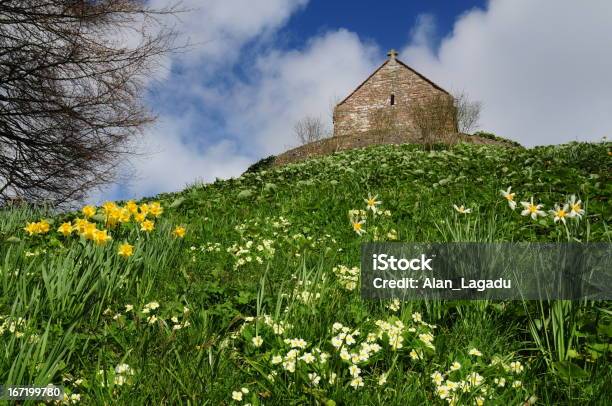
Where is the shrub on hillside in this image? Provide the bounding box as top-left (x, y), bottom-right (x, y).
top-left (245, 155), bottom-right (276, 174)
top-left (473, 131), bottom-right (522, 147)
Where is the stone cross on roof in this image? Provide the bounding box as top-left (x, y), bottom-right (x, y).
top-left (387, 49), bottom-right (399, 60)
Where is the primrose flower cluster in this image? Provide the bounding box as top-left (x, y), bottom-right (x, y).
top-left (0, 315), bottom-right (27, 338)
top-left (231, 313), bottom-right (438, 402)
top-left (430, 349), bottom-right (530, 405)
top-left (332, 265), bottom-right (359, 291)
top-left (23, 200), bottom-right (186, 258)
top-left (102, 301), bottom-right (191, 331)
top-left (192, 215), bottom-right (338, 270)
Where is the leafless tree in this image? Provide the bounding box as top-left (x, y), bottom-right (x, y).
top-left (454, 92), bottom-right (482, 134)
top-left (0, 0), bottom-right (179, 207)
top-left (294, 116), bottom-right (328, 145)
top-left (409, 94), bottom-right (457, 150)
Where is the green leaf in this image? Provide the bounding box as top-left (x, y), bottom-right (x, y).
top-left (169, 197), bottom-right (185, 208)
top-left (553, 361), bottom-right (589, 381)
top-left (237, 189), bottom-right (253, 199)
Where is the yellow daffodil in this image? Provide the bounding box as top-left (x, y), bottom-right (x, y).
top-left (82, 223), bottom-right (98, 240)
top-left (549, 204), bottom-right (569, 224)
top-left (92, 229), bottom-right (112, 246)
top-left (500, 186), bottom-right (517, 210)
top-left (568, 195), bottom-right (585, 218)
top-left (172, 226), bottom-right (186, 238)
top-left (139, 203), bottom-right (150, 216)
top-left (106, 207), bottom-right (122, 228)
top-left (82, 205), bottom-right (96, 218)
top-left (38, 220), bottom-right (50, 233)
top-left (134, 212), bottom-right (146, 223)
top-left (453, 204), bottom-right (472, 214)
top-left (352, 219), bottom-right (365, 235)
top-left (520, 197), bottom-right (546, 220)
top-left (140, 220), bottom-right (154, 232)
top-left (118, 242), bottom-right (134, 258)
top-left (118, 208), bottom-right (131, 223)
top-left (102, 201), bottom-right (117, 215)
top-left (57, 222), bottom-right (73, 237)
top-left (149, 201), bottom-right (163, 217)
top-left (74, 218), bottom-right (90, 234)
top-left (126, 200), bottom-right (139, 214)
top-left (24, 222), bottom-right (39, 236)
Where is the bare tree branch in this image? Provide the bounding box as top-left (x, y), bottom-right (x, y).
top-left (0, 0), bottom-right (179, 207)
top-left (294, 116), bottom-right (328, 145)
top-left (454, 92), bottom-right (482, 134)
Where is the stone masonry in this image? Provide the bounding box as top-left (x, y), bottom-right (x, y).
top-left (333, 50), bottom-right (456, 137)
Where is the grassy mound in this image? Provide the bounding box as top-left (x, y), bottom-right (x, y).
top-left (1, 141), bottom-right (610, 404)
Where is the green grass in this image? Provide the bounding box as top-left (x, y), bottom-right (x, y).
top-left (0, 141), bottom-right (611, 405)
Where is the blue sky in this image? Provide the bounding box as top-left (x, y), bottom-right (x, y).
top-left (282, 0), bottom-right (486, 51)
top-left (94, 0), bottom-right (612, 203)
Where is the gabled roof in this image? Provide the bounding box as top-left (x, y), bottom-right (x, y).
top-left (336, 57), bottom-right (451, 107)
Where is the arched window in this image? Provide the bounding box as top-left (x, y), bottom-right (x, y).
top-left (390, 94), bottom-right (395, 106)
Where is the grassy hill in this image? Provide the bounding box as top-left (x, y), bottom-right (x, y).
top-left (0, 141), bottom-right (610, 404)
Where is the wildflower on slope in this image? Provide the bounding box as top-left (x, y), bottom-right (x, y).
top-left (467, 371), bottom-right (484, 386)
top-left (300, 352), bottom-right (315, 364)
top-left (134, 212), bottom-right (146, 223)
top-left (139, 203), bottom-right (150, 216)
top-left (500, 186), bottom-right (517, 210)
top-left (172, 226), bottom-right (186, 238)
top-left (364, 194), bottom-right (382, 213)
top-left (352, 219), bottom-right (365, 236)
top-left (81, 222), bottom-right (97, 240)
top-left (231, 391), bottom-right (243, 401)
top-left (520, 197), bottom-right (546, 220)
top-left (24, 222), bottom-right (39, 236)
top-left (349, 376), bottom-right (364, 388)
top-left (431, 371), bottom-right (444, 386)
top-left (149, 201), bottom-right (163, 217)
top-left (348, 364), bottom-right (361, 378)
top-left (251, 336), bottom-right (263, 348)
top-left (449, 361), bottom-right (461, 371)
top-left (118, 208), bottom-right (131, 223)
top-left (82, 205), bottom-right (96, 218)
top-left (92, 229), bottom-right (111, 246)
top-left (568, 195), bottom-right (585, 218)
top-left (308, 372), bottom-right (321, 386)
top-left (509, 361), bottom-right (524, 373)
top-left (57, 222), bottom-right (73, 237)
top-left (126, 200), bottom-right (139, 214)
top-left (102, 201), bottom-right (117, 214)
top-left (453, 204), bottom-right (472, 214)
top-left (140, 220), bottom-right (154, 233)
top-left (549, 204), bottom-right (569, 224)
top-left (387, 298), bottom-right (400, 312)
top-left (436, 385), bottom-right (450, 400)
top-left (118, 243), bottom-right (134, 258)
top-left (37, 220), bottom-right (50, 234)
top-left (468, 348), bottom-right (482, 357)
top-left (378, 373), bottom-right (388, 386)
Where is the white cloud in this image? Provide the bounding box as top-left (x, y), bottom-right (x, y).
top-left (220, 29), bottom-right (380, 155)
top-left (151, 0), bottom-right (308, 67)
top-left (132, 116), bottom-right (252, 196)
top-left (401, 0), bottom-right (612, 146)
